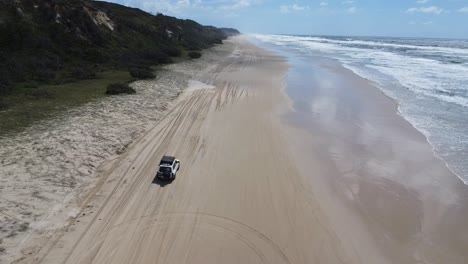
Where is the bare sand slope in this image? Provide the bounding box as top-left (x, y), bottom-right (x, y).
top-left (16, 37), bottom-right (369, 264)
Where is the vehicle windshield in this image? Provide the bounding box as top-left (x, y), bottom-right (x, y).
top-left (159, 166), bottom-right (171, 173)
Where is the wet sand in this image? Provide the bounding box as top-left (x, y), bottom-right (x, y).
top-left (277, 50), bottom-right (468, 263)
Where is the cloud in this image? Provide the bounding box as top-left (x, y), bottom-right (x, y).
top-left (219, 0), bottom-right (253, 11)
top-left (176, 0), bottom-right (190, 7)
top-left (459, 7), bottom-right (468, 13)
top-left (280, 4), bottom-right (309, 13)
top-left (346, 6), bottom-right (357, 13)
top-left (320, 1), bottom-right (328, 6)
top-left (416, 0), bottom-right (429, 4)
top-left (342, 0), bottom-right (354, 4)
top-left (406, 6), bottom-right (443, 15)
top-left (409, 20), bottom-right (434, 25)
top-left (118, 0), bottom-right (259, 15)
top-left (121, 0), bottom-right (195, 14)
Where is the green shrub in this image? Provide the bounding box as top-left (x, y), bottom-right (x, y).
top-left (129, 68), bottom-right (155, 79)
top-left (105, 83), bottom-right (136, 95)
top-left (30, 53), bottom-right (62, 82)
top-left (27, 89), bottom-right (55, 99)
top-left (34, 68), bottom-right (56, 82)
top-left (0, 73), bottom-right (13, 96)
top-left (71, 66), bottom-right (96, 80)
top-left (188, 51), bottom-right (202, 59)
top-left (0, 99), bottom-right (10, 110)
top-left (83, 48), bottom-right (106, 63)
top-left (163, 47), bottom-right (182, 57)
top-left (23, 82), bottom-right (39, 89)
top-left (119, 48), bottom-right (173, 68)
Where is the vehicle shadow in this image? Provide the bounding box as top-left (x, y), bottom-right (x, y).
top-left (152, 176), bottom-right (174, 187)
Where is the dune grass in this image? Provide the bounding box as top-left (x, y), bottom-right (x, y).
top-left (0, 70), bottom-right (130, 137)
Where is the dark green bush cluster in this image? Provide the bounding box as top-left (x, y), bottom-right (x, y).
top-left (29, 53), bottom-right (62, 82)
top-left (163, 47), bottom-right (182, 57)
top-left (70, 66), bottom-right (97, 80)
top-left (0, 69), bottom-right (13, 96)
top-left (0, 99), bottom-right (10, 110)
top-left (26, 89), bottom-right (55, 99)
top-left (188, 51), bottom-right (202, 59)
top-left (129, 68), bottom-right (155, 79)
top-left (105, 83), bottom-right (136, 95)
top-left (23, 82), bottom-right (39, 89)
top-left (119, 48), bottom-right (173, 68)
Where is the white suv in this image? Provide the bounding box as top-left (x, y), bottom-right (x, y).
top-left (156, 155), bottom-right (180, 181)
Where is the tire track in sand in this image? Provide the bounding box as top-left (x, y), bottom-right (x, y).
top-left (74, 213), bottom-right (291, 264)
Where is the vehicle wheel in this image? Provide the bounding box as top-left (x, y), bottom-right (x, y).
top-left (173, 173), bottom-right (176, 180)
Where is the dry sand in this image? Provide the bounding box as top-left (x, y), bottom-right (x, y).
top-left (0, 42), bottom-right (235, 263)
top-left (3, 35), bottom-right (467, 264)
top-left (8, 36), bottom-right (371, 264)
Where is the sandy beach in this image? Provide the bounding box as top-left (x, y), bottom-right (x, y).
top-left (2, 35), bottom-right (468, 264)
top-left (273, 49), bottom-right (468, 263)
top-left (0, 41), bottom-right (236, 263)
top-left (8, 36), bottom-right (357, 264)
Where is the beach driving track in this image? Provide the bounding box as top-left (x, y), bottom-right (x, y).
top-left (20, 38), bottom-right (352, 264)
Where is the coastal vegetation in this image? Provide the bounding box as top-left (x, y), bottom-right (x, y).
top-left (129, 68), bottom-right (156, 80)
top-left (0, 0), bottom-right (238, 135)
top-left (105, 82), bottom-right (136, 95)
top-left (188, 51), bottom-right (202, 59)
top-left (220, 28), bottom-right (241, 36)
top-left (0, 0), bottom-right (228, 97)
top-left (0, 70), bottom-right (130, 136)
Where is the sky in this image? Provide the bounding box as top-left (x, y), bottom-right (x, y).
top-left (107, 0), bottom-right (468, 38)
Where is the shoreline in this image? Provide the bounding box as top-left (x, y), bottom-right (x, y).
top-left (342, 64), bottom-right (468, 185)
top-left (253, 33), bottom-right (466, 184)
top-left (268, 42), bottom-right (468, 263)
top-left (253, 34), bottom-right (468, 186)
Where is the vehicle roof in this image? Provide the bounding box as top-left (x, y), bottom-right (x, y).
top-left (160, 155), bottom-right (175, 165)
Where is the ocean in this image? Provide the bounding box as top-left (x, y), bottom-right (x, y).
top-left (253, 34), bottom-right (468, 184)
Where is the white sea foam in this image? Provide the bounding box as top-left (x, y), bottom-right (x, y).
top-left (256, 34), bottom-right (468, 107)
top-left (256, 34), bottom-right (468, 58)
